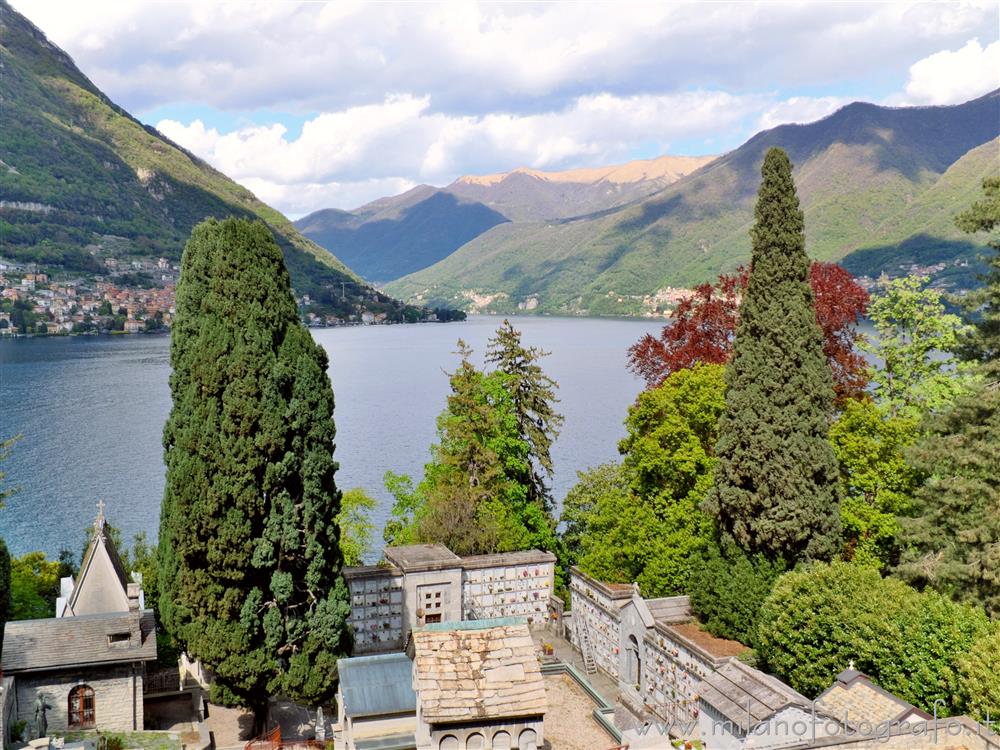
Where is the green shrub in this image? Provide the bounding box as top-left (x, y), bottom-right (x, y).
top-left (756, 561), bottom-right (989, 713)
top-left (955, 625), bottom-right (1000, 720)
top-left (688, 539), bottom-right (785, 645)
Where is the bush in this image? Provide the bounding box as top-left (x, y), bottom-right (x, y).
top-left (756, 561), bottom-right (989, 713)
top-left (955, 625), bottom-right (1000, 720)
top-left (688, 539), bottom-right (785, 645)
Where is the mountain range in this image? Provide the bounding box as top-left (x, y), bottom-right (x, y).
top-left (0, 0), bottom-right (424, 320)
top-left (300, 92), bottom-right (999, 316)
top-left (294, 155), bottom-right (714, 283)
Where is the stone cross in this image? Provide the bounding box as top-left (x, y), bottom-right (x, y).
top-left (95, 499), bottom-right (106, 531)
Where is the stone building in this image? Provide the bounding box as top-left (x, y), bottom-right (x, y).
top-left (568, 567), bottom-right (746, 727)
top-left (412, 618), bottom-right (545, 750)
top-left (0, 508), bottom-right (157, 741)
top-left (344, 544), bottom-right (555, 654)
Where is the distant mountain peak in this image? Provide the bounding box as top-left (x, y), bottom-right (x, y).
top-left (454, 154), bottom-right (717, 188)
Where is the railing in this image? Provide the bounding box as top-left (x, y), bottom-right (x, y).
top-left (245, 726), bottom-right (281, 750)
top-left (144, 667), bottom-right (181, 694)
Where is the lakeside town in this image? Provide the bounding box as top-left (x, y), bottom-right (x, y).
top-left (0, 256), bottom-right (433, 337)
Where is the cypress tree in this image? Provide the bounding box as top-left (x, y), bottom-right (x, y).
top-left (705, 148), bottom-right (840, 563)
top-left (158, 218), bottom-right (350, 723)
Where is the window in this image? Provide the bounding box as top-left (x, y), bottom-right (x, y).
top-left (108, 632), bottom-right (130, 645)
top-left (68, 685), bottom-right (96, 728)
top-left (425, 613), bottom-right (442, 624)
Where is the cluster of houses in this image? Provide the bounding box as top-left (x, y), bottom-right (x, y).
top-left (0, 270), bottom-right (176, 335)
top-left (2, 522), bottom-right (997, 750)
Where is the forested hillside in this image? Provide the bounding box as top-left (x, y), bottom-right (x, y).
top-left (0, 0), bottom-right (424, 319)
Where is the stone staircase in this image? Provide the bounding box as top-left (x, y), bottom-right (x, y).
top-left (574, 614), bottom-right (598, 675)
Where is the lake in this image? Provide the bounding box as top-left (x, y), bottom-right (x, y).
top-left (0, 316), bottom-right (664, 559)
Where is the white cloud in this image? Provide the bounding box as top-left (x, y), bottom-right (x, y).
top-left (901, 39), bottom-right (1000, 105)
top-left (12, 1), bottom-right (998, 114)
top-left (756, 96), bottom-right (852, 131)
top-left (157, 90), bottom-right (768, 214)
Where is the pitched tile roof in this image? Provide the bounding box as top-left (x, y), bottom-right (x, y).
top-left (697, 659), bottom-right (810, 732)
top-left (412, 618), bottom-right (546, 724)
top-left (339, 652), bottom-right (417, 719)
top-left (815, 669), bottom-right (930, 727)
top-left (2, 610), bottom-right (157, 672)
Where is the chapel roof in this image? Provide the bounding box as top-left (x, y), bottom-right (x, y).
top-left (1, 610), bottom-right (157, 672)
top-left (412, 617), bottom-right (546, 724)
top-left (62, 503), bottom-right (131, 616)
top-left (815, 668), bottom-right (931, 727)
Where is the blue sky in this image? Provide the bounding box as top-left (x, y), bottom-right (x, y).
top-left (14, 1), bottom-right (1000, 217)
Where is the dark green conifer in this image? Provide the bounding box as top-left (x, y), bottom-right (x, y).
top-left (485, 320), bottom-right (563, 511)
top-left (955, 176), bottom-right (1000, 368)
top-left (158, 218), bottom-right (350, 723)
top-left (705, 148), bottom-right (840, 563)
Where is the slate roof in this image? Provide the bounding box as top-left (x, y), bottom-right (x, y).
top-left (412, 618), bottom-right (546, 724)
top-left (815, 669), bottom-right (930, 727)
top-left (697, 659), bottom-right (810, 732)
top-left (1, 610), bottom-right (157, 672)
top-left (338, 652), bottom-right (417, 719)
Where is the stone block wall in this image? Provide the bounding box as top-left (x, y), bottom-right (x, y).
top-left (13, 664), bottom-right (144, 733)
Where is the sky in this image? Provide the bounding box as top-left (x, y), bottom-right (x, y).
top-left (12, 1), bottom-right (1000, 218)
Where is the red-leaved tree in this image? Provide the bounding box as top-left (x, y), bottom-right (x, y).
top-left (628, 262), bottom-right (869, 403)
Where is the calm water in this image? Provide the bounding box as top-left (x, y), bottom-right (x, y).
top-left (0, 316), bottom-right (662, 558)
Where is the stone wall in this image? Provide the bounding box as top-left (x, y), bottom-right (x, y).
top-left (13, 664), bottom-right (144, 733)
top-left (1, 675), bottom-right (18, 745)
top-left (421, 717), bottom-right (543, 750)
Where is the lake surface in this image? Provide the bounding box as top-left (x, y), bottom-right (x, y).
top-left (0, 316), bottom-right (663, 558)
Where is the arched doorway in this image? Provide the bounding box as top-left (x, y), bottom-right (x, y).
top-left (518, 728), bottom-right (538, 750)
top-left (68, 685), bottom-right (96, 728)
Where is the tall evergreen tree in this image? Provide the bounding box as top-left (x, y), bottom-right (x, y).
top-left (485, 320), bottom-right (564, 511)
top-left (895, 180), bottom-right (1000, 619)
top-left (158, 218), bottom-right (350, 724)
top-left (955, 176), bottom-right (1000, 368)
top-left (705, 148), bottom-right (840, 563)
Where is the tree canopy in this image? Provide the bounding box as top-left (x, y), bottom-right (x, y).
top-left (158, 217), bottom-right (350, 720)
top-left (385, 331), bottom-right (561, 557)
top-left (627, 262), bottom-right (868, 403)
top-left (862, 275), bottom-right (970, 417)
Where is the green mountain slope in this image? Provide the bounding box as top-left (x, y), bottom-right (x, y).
top-left (387, 93), bottom-right (1000, 315)
top-left (0, 1), bottom-right (423, 319)
top-left (295, 155), bottom-right (713, 284)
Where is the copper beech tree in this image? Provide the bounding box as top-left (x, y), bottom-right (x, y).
top-left (628, 262), bottom-right (869, 403)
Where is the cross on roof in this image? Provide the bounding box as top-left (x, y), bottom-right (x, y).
top-left (94, 499), bottom-right (106, 531)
